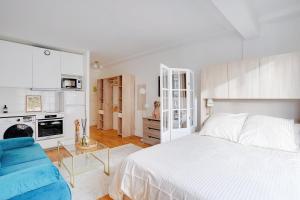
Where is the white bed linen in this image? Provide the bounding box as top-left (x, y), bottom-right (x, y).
top-left (109, 134), bottom-right (300, 200)
top-left (200, 113), bottom-right (248, 142)
top-left (239, 115), bottom-right (298, 152)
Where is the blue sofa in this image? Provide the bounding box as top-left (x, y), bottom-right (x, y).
top-left (0, 137), bottom-right (71, 200)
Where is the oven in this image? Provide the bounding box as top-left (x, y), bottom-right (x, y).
top-left (37, 115), bottom-right (63, 140)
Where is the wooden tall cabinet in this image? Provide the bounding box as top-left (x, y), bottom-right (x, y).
top-left (97, 75), bottom-right (135, 137)
top-left (228, 58), bottom-right (260, 98)
top-left (260, 52), bottom-right (300, 98)
top-left (201, 63), bottom-right (228, 99)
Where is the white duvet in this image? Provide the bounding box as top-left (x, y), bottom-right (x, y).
top-left (109, 134), bottom-right (300, 200)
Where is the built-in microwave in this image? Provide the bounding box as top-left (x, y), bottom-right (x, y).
top-left (61, 77), bottom-right (82, 89)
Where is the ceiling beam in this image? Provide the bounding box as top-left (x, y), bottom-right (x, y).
top-left (259, 4), bottom-right (300, 23)
top-left (211, 0), bottom-right (259, 39)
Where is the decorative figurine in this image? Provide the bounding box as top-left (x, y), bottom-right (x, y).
top-left (152, 101), bottom-right (160, 119)
top-left (74, 120), bottom-right (80, 143)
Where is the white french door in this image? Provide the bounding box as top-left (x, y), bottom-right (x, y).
top-left (160, 64), bottom-right (196, 143)
top-left (160, 64), bottom-right (171, 142)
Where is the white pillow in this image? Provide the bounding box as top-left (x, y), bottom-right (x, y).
top-left (239, 115), bottom-right (298, 152)
top-left (200, 113), bottom-right (248, 142)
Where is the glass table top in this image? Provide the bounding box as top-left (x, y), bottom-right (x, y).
top-left (59, 138), bottom-right (108, 157)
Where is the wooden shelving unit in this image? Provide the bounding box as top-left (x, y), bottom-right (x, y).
top-left (97, 79), bottom-right (104, 130)
top-left (96, 74), bottom-right (135, 137)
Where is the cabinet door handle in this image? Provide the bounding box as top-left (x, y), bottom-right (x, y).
top-left (44, 50), bottom-right (51, 56)
top-left (147, 119), bottom-right (159, 122)
top-left (148, 127), bottom-right (160, 131)
top-left (148, 135), bottom-right (160, 140)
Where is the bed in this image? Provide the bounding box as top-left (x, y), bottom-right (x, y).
top-left (109, 133), bottom-right (300, 200)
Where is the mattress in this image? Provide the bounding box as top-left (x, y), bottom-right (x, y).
top-left (109, 134), bottom-right (300, 200)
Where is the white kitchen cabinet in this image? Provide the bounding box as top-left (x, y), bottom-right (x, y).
top-left (63, 91), bottom-right (86, 138)
top-left (61, 52), bottom-right (83, 76)
top-left (0, 40), bottom-right (33, 88)
top-left (201, 64), bottom-right (228, 99)
top-left (260, 52), bottom-right (300, 98)
top-left (228, 58), bottom-right (260, 98)
top-left (33, 47), bottom-right (61, 89)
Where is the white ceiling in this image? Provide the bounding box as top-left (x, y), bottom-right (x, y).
top-left (250, 0), bottom-right (300, 22)
top-left (0, 0), bottom-right (299, 66)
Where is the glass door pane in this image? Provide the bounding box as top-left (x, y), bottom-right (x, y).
top-left (180, 91), bottom-right (187, 109)
top-left (162, 90), bottom-right (169, 111)
top-left (162, 68), bottom-right (169, 89)
top-left (189, 71), bottom-right (195, 128)
top-left (162, 111), bottom-right (169, 132)
top-left (172, 71), bottom-right (179, 89)
top-left (172, 91), bottom-right (179, 109)
top-left (160, 64), bottom-right (171, 142)
top-left (180, 110), bottom-right (187, 128)
top-left (172, 110), bottom-right (179, 129)
top-left (190, 109), bottom-right (194, 126)
top-left (179, 71), bottom-right (187, 89)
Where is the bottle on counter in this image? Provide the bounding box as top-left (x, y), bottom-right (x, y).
top-left (3, 105), bottom-right (8, 113)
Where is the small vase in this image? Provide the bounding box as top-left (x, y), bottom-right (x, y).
top-left (81, 135), bottom-right (89, 146)
top-left (80, 118), bottom-right (89, 146)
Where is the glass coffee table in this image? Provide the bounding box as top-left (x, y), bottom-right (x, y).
top-left (57, 138), bottom-right (110, 187)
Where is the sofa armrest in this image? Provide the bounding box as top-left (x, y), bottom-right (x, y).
top-left (0, 164), bottom-right (60, 200)
top-left (0, 137), bottom-right (34, 150)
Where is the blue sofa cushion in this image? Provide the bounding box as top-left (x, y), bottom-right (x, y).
top-left (0, 164), bottom-right (61, 200)
top-left (0, 157), bottom-right (51, 175)
top-left (10, 176), bottom-right (71, 200)
top-left (0, 137), bottom-right (34, 151)
top-left (0, 145), bottom-right (2, 168)
top-left (1, 143), bottom-right (47, 167)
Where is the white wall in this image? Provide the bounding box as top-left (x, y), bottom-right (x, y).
top-left (89, 68), bottom-right (102, 126)
top-left (98, 33), bottom-right (243, 136)
top-left (93, 16), bottom-right (300, 136)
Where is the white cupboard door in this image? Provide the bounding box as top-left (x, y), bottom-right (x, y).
top-left (260, 52), bottom-right (300, 98)
top-left (61, 52), bottom-right (84, 76)
top-left (33, 47), bottom-right (61, 89)
top-left (201, 64), bottom-right (228, 99)
top-left (64, 105), bottom-right (86, 138)
top-left (189, 70), bottom-right (196, 130)
top-left (160, 64), bottom-right (171, 143)
top-left (228, 58), bottom-right (260, 98)
top-left (0, 40), bottom-right (33, 88)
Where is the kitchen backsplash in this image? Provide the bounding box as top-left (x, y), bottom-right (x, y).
top-left (0, 88), bottom-right (61, 113)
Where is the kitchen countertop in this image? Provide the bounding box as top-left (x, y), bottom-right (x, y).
top-left (0, 112), bottom-right (64, 118)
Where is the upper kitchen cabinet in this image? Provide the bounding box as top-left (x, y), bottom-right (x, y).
top-left (33, 47), bottom-right (61, 89)
top-left (201, 63), bottom-right (228, 99)
top-left (0, 40), bottom-right (33, 88)
top-left (61, 52), bottom-right (84, 76)
top-left (228, 58), bottom-right (260, 99)
top-left (260, 52), bottom-right (300, 99)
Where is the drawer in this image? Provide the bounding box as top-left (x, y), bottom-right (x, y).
top-left (143, 136), bottom-right (160, 145)
top-left (143, 118), bottom-right (160, 129)
top-left (143, 127), bottom-right (160, 138)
